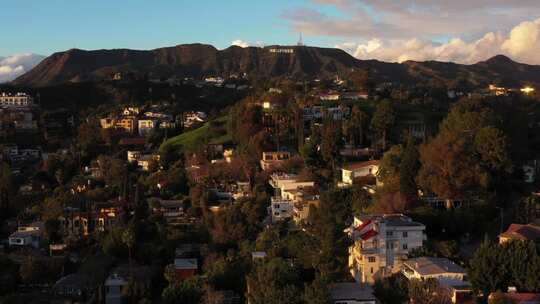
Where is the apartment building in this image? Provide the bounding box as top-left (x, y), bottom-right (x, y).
top-left (348, 214), bottom-right (426, 284)
top-left (0, 93), bottom-right (34, 107)
top-left (100, 117), bottom-right (137, 133)
top-left (268, 173), bottom-right (316, 223)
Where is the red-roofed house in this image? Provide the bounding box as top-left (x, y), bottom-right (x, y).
top-left (174, 258), bottom-right (198, 280)
top-left (499, 223), bottom-right (540, 244)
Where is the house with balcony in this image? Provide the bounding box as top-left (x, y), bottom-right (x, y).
top-left (287, 187), bottom-right (320, 226)
top-left (348, 214), bottom-right (426, 284)
top-left (267, 173), bottom-right (316, 223)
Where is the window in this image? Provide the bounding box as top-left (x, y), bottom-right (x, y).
top-left (403, 243), bottom-right (408, 250)
top-left (370, 267), bottom-right (374, 274)
top-left (386, 231), bottom-right (393, 237)
top-left (368, 256), bottom-right (376, 263)
top-left (403, 231), bottom-right (408, 238)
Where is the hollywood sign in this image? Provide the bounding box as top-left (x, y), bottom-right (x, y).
top-left (269, 48), bottom-right (294, 54)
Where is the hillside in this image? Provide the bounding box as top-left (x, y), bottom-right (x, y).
top-left (160, 116), bottom-right (231, 152)
top-left (13, 44), bottom-right (540, 88)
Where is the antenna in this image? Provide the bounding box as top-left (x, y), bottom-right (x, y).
top-left (297, 33), bottom-right (304, 46)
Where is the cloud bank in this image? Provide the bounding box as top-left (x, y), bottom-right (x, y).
top-left (335, 18), bottom-right (540, 64)
top-left (0, 54), bottom-right (45, 83)
top-left (284, 1), bottom-right (540, 64)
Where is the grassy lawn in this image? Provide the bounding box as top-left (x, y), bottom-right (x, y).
top-left (160, 115), bottom-right (231, 151)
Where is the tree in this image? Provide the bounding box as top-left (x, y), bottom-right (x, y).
top-left (474, 126), bottom-right (511, 173)
top-left (371, 100), bottom-right (395, 151)
top-left (377, 145), bottom-right (402, 184)
top-left (467, 240), bottom-right (540, 297)
top-left (417, 99), bottom-right (512, 204)
top-left (77, 121), bottom-right (102, 157)
top-left (417, 131), bottom-right (486, 204)
top-left (122, 227), bottom-right (136, 278)
top-left (321, 118), bottom-right (343, 171)
top-left (246, 258), bottom-right (303, 304)
top-left (373, 273), bottom-right (409, 304)
top-left (162, 277), bottom-right (203, 304)
top-left (408, 278), bottom-right (452, 304)
top-left (302, 277), bottom-right (330, 304)
top-left (308, 188), bottom-right (352, 280)
top-left (0, 162), bottom-right (13, 218)
top-left (399, 136), bottom-right (420, 201)
top-left (345, 106), bottom-right (370, 146)
top-left (351, 185), bottom-right (371, 215)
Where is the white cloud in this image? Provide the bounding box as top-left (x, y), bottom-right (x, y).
top-left (231, 39), bottom-right (249, 48)
top-left (334, 17), bottom-right (540, 64)
top-left (287, 0), bottom-right (540, 40)
top-left (0, 53), bottom-right (45, 83)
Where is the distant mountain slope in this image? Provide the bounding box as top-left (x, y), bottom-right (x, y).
top-left (13, 44), bottom-right (540, 88)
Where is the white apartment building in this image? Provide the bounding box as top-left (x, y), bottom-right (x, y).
top-left (268, 173), bottom-right (316, 223)
top-left (269, 173), bottom-right (314, 197)
top-left (348, 214), bottom-right (426, 284)
top-left (0, 93), bottom-right (34, 107)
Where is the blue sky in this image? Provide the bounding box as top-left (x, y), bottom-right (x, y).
top-left (1, 0), bottom-right (540, 65)
top-left (0, 0), bottom-right (321, 55)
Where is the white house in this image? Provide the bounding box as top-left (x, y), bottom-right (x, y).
top-left (341, 160), bottom-right (380, 186)
top-left (348, 214), bottom-right (426, 284)
top-left (269, 173), bottom-right (315, 197)
top-left (402, 257), bottom-right (471, 304)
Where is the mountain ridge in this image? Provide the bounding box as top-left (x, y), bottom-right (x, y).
top-left (12, 44), bottom-right (540, 88)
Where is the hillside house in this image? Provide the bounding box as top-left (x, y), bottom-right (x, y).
top-left (341, 160), bottom-right (380, 186)
top-left (8, 221), bottom-right (44, 248)
top-left (402, 257), bottom-right (472, 303)
top-left (174, 258), bottom-right (198, 280)
top-left (260, 151), bottom-right (291, 171)
top-left (499, 223), bottom-right (540, 244)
